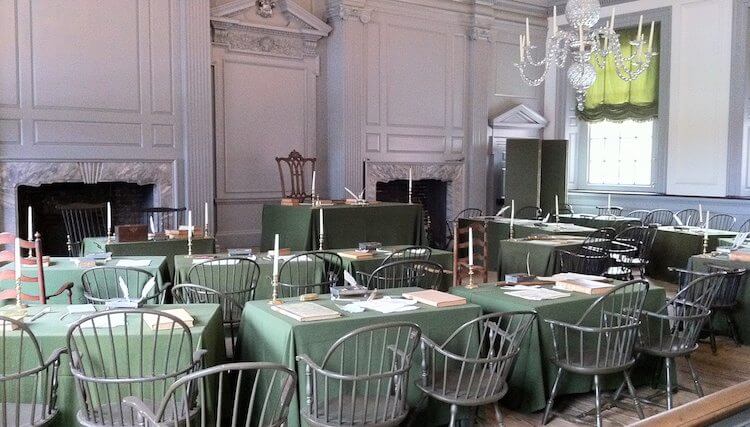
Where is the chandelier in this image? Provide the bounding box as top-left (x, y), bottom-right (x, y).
top-left (516, 0), bottom-right (657, 111)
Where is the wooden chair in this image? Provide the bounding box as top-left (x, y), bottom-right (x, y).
top-left (59, 203), bottom-right (107, 256)
top-left (141, 207), bottom-right (186, 232)
top-left (453, 221), bottom-right (489, 286)
top-left (0, 233), bottom-right (72, 304)
top-left (276, 149), bottom-right (316, 201)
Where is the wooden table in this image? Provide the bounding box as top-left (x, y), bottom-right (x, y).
top-left (647, 226), bottom-right (736, 282)
top-left (497, 236), bottom-right (585, 279)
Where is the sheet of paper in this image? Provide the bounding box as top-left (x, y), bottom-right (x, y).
top-left (504, 288), bottom-right (571, 301)
top-left (80, 313), bottom-right (126, 328)
top-left (502, 285), bottom-right (540, 291)
top-left (116, 259), bottom-right (152, 267)
top-left (355, 297), bottom-right (419, 313)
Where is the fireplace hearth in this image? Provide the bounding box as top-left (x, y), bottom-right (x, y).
top-left (376, 179), bottom-right (447, 248)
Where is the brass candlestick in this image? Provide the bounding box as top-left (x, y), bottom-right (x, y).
top-left (187, 235), bottom-right (193, 257)
top-left (268, 274), bottom-right (284, 305)
top-left (3, 278), bottom-right (28, 317)
top-left (204, 222), bottom-right (210, 239)
top-left (318, 234), bottom-right (324, 251)
top-left (465, 265), bottom-right (477, 289)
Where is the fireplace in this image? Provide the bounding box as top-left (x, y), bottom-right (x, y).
top-left (376, 179), bottom-right (447, 248)
top-left (17, 182), bottom-right (155, 255)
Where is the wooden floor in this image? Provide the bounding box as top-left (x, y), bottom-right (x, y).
top-left (477, 279), bottom-right (750, 426)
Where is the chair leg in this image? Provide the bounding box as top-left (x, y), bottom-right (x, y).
top-left (727, 311), bottom-right (741, 346)
top-left (708, 313), bottom-right (718, 355)
top-left (623, 370), bottom-right (645, 419)
top-left (542, 367), bottom-right (564, 425)
top-left (493, 402), bottom-right (505, 427)
top-left (685, 355), bottom-right (704, 397)
top-left (593, 374), bottom-right (603, 427)
top-left (449, 403), bottom-right (457, 427)
top-left (665, 357), bottom-right (674, 410)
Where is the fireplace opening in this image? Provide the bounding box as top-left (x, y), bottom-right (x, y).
top-left (17, 182), bottom-right (155, 255)
top-left (376, 179), bottom-right (447, 248)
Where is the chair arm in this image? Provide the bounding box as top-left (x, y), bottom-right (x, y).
top-left (44, 347), bottom-right (67, 367)
top-left (192, 349), bottom-right (207, 366)
top-left (122, 396), bottom-right (160, 425)
top-left (49, 282), bottom-right (74, 303)
top-left (667, 267), bottom-right (710, 276)
top-left (295, 354), bottom-right (323, 372)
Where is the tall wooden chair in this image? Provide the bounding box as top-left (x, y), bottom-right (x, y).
top-left (141, 207), bottom-right (186, 232)
top-left (59, 203), bottom-right (107, 256)
top-left (275, 149), bottom-right (316, 201)
top-left (453, 221), bottom-right (489, 286)
top-left (0, 232), bottom-right (73, 304)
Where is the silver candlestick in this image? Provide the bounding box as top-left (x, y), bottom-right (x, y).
top-left (408, 188), bottom-right (412, 205)
top-left (702, 233), bottom-right (709, 254)
top-left (268, 274), bottom-right (284, 305)
top-left (106, 230), bottom-right (113, 244)
top-left (465, 265), bottom-right (477, 289)
top-left (318, 233), bottom-right (324, 251)
top-left (509, 225), bottom-right (514, 240)
top-left (187, 235), bottom-right (193, 257)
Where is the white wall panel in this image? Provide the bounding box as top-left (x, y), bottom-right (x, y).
top-left (149, 0), bottom-right (174, 114)
top-left (0, 0), bottom-right (18, 107)
top-left (0, 119), bottom-right (20, 144)
top-left (30, 0), bottom-right (140, 111)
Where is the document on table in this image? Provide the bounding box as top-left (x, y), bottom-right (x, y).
top-left (355, 297), bottom-right (419, 313)
top-left (504, 288), bottom-right (571, 301)
top-left (116, 259), bottom-right (152, 267)
top-left (80, 313), bottom-right (126, 328)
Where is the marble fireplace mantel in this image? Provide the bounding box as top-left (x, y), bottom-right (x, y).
top-left (0, 160), bottom-right (175, 234)
top-left (364, 161), bottom-right (465, 221)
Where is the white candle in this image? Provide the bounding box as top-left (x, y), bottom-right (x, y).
top-left (610, 7), bottom-right (616, 31)
top-left (319, 208), bottom-right (324, 237)
top-left (468, 226), bottom-right (474, 267)
top-left (187, 210), bottom-right (193, 240)
top-left (519, 35), bottom-right (525, 62)
top-left (204, 202), bottom-right (209, 227)
top-left (311, 170), bottom-right (316, 196)
top-left (705, 211), bottom-right (710, 233)
top-left (510, 200), bottom-right (515, 229)
top-left (106, 202), bottom-right (112, 234)
top-left (607, 194), bottom-right (612, 211)
top-left (699, 204), bottom-right (704, 224)
top-left (149, 215), bottom-right (156, 234)
top-left (273, 233), bottom-right (280, 276)
top-left (14, 238), bottom-right (21, 279)
top-left (648, 21), bottom-right (655, 52)
top-left (555, 195), bottom-right (559, 220)
top-left (408, 168), bottom-right (412, 193)
top-left (27, 206), bottom-right (33, 242)
top-left (525, 18), bottom-right (530, 46)
top-left (637, 15), bottom-right (643, 40)
top-left (552, 5), bottom-right (557, 36)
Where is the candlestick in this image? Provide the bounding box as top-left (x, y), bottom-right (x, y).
top-left (699, 204), bottom-right (703, 225)
top-left (27, 206), bottom-right (33, 258)
top-left (552, 5), bottom-right (557, 36)
top-left (106, 202), bottom-right (113, 243)
top-left (204, 202), bottom-right (210, 238)
top-left (510, 199), bottom-right (515, 238)
top-left (408, 167), bottom-right (413, 204)
top-left (519, 35), bottom-right (525, 62)
top-left (637, 15), bottom-right (643, 41)
top-left (187, 210), bottom-right (193, 256)
top-left (607, 194), bottom-right (612, 213)
top-left (273, 234), bottom-right (280, 276)
top-left (468, 226), bottom-right (474, 267)
top-left (318, 209), bottom-right (324, 251)
top-left (555, 195), bottom-right (560, 223)
top-left (525, 18), bottom-right (530, 46)
top-left (269, 234), bottom-right (283, 305)
top-left (702, 233), bottom-right (709, 255)
top-left (648, 21), bottom-right (655, 52)
top-left (465, 265), bottom-right (477, 289)
top-left (311, 170), bottom-right (317, 202)
top-left (12, 238), bottom-right (26, 311)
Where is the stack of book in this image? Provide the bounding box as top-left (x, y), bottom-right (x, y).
top-left (402, 290), bottom-right (466, 307)
top-left (271, 303), bottom-right (341, 322)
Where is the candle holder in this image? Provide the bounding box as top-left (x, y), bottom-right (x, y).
top-left (268, 274), bottom-right (284, 305)
top-left (106, 230), bottom-right (114, 244)
top-left (318, 233), bottom-right (324, 251)
top-left (465, 265), bottom-right (478, 289)
top-left (408, 188), bottom-right (413, 205)
top-left (509, 225), bottom-right (514, 240)
top-left (2, 279), bottom-right (29, 317)
top-left (66, 235), bottom-right (73, 256)
top-left (187, 236), bottom-right (193, 257)
top-left (702, 233), bottom-right (709, 255)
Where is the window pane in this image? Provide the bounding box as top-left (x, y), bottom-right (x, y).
top-left (587, 119), bottom-right (653, 186)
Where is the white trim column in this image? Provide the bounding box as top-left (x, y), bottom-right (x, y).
top-left (325, 0), bottom-right (371, 198)
top-left (182, 0), bottom-right (214, 223)
top-left (466, 23), bottom-right (493, 213)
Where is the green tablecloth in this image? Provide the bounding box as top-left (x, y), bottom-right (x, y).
top-left (260, 202), bottom-right (425, 251)
top-left (82, 237), bottom-right (216, 279)
top-left (461, 218), bottom-right (595, 271)
top-left (497, 237), bottom-right (585, 279)
top-left (338, 245), bottom-right (454, 291)
top-left (174, 253), bottom-right (324, 300)
top-left (0, 256), bottom-right (168, 304)
top-left (450, 284), bottom-right (667, 413)
top-left (237, 287), bottom-right (483, 426)
top-left (558, 214), bottom-right (641, 231)
top-left (2, 303), bottom-right (225, 427)
top-left (647, 227), bottom-right (736, 282)
top-left (688, 254), bottom-right (750, 343)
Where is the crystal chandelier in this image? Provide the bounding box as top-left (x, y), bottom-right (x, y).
top-left (516, 0), bottom-right (657, 111)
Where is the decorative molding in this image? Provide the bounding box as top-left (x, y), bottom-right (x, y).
top-left (468, 27), bottom-right (492, 42)
top-left (212, 0), bottom-right (331, 36)
top-left (490, 104), bottom-right (548, 129)
top-left (365, 161), bottom-right (465, 220)
top-left (334, 4), bottom-right (373, 23)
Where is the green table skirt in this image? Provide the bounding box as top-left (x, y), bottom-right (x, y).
top-left (339, 245), bottom-right (454, 291)
top-left (81, 237), bottom-right (216, 279)
top-left (688, 254), bottom-right (750, 343)
top-left (3, 303), bottom-right (225, 427)
top-left (497, 238), bottom-right (583, 279)
top-left (261, 203), bottom-right (425, 251)
top-left (558, 214), bottom-right (641, 231)
top-left (647, 227), bottom-right (736, 282)
top-left (461, 218), bottom-right (594, 271)
top-left (0, 256), bottom-right (168, 304)
top-left (237, 287), bottom-right (483, 426)
top-left (450, 284), bottom-right (667, 413)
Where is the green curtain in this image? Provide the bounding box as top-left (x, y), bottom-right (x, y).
top-left (578, 24), bottom-right (660, 122)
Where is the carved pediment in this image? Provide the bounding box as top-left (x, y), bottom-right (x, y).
top-left (211, 0), bottom-right (331, 37)
top-left (490, 104), bottom-right (548, 129)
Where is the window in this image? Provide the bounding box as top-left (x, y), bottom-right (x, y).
top-left (587, 119), bottom-right (654, 187)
